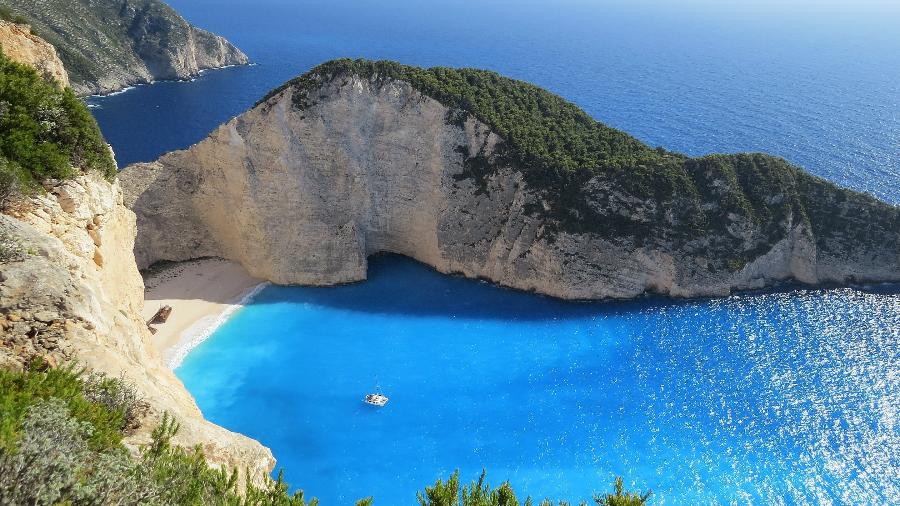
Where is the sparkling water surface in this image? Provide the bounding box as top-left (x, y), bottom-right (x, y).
top-left (85, 1), bottom-right (900, 503)
top-left (177, 256), bottom-right (900, 505)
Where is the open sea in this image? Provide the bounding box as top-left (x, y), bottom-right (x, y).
top-left (87, 1), bottom-right (900, 504)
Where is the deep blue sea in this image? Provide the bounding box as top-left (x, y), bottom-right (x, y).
top-left (86, 1), bottom-right (900, 503)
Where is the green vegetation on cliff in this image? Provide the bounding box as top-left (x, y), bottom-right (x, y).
top-left (263, 59), bottom-right (666, 176)
top-left (0, 50), bottom-right (115, 203)
top-left (0, 51), bottom-right (115, 200)
top-left (0, 5), bottom-right (26, 25)
top-left (264, 59), bottom-right (898, 272)
top-left (0, 366), bottom-right (651, 505)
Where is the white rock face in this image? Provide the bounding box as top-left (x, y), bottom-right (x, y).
top-left (121, 75), bottom-right (899, 300)
top-left (0, 20), bottom-right (69, 87)
top-left (0, 174), bottom-right (274, 481)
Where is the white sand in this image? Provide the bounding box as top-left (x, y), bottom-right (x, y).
top-left (142, 258), bottom-right (267, 369)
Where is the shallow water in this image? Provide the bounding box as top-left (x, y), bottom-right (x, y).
top-left (176, 255), bottom-right (900, 505)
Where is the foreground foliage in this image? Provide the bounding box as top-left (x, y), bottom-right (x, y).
top-left (0, 365), bottom-right (133, 453)
top-left (0, 366), bottom-right (651, 505)
top-left (0, 50), bottom-right (115, 197)
top-left (0, 366), bottom-right (317, 505)
top-left (416, 470), bottom-right (650, 506)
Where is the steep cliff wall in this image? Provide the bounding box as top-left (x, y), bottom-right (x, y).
top-left (121, 64), bottom-right (900, 300)
top-left (0, 174), bottom-right (274, 478)
top-left (0, 20), bottom-right (68, 87)
top-left (3, 0), bottom-right (248, 95)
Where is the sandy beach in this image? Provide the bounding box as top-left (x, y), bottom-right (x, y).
top-left (142, 258), bottom-right (266, 368)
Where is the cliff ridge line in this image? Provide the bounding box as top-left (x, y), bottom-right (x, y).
top-left (121, 62), bottom-right (900, 299)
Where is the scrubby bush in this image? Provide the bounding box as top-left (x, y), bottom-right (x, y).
top-left (81, 371), bottom-right (147, 433)
top-left (0, 49), bottom-right (116, 198)
top-left (0, 398), bottom-right (93, 504)
top-left (593, 477), bottom-right (652, 506)
top-left (0, 367), bottom-right (320, 505)
top-left (0, 398), bottom-right (152, 505)
top-left (0, 364), bottom-right (127, 453)
top-left (0, 156), bottom-right (23, 207)
top-left (137, 413), bottom-right (319, 505)
top-left (416, 470), bottom-right (651, 506)
top-left (0, 6), bottom-right (28, 25)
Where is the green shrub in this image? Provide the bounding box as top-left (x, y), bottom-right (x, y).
top-left (0, 155), bottom-right (25, 206)
top-left (0, 367), bottom-right (320, 505)
top-left (0, 398), bottom-right (151, 505)
top-left (0, 49), bottom-right (116, 195)
top-left (416, 470), bottom-right (651, 506)
top-left (81, 371), bottom-right (147, 433)
top-left (0, 364), bottom-right (127, 453)
top-left (0, 6), bottom-right (28, 25)
top-left (139, 413), bottom-right (319, 505)
top-left (594, 477), bottom-right (652, 506)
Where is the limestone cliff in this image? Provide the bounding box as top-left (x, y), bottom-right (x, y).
top-left (0, 20), bottom-right (68, 87)
top-left (0, 174), bottom-right (274, 478)
top-left (3, 0), bottom-right (248, 95)
top-left (121, 60), bottom-right (900, 300)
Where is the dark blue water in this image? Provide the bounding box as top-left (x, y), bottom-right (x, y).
top-left (91, 1), bottom-right (900, 503)
top-left (177, 256), bottom-right (899, 505)
top-left (88, 0), bottom-right (900, 205)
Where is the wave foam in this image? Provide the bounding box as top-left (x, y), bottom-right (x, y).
top-left (165, 281), bottom-right (270, 369)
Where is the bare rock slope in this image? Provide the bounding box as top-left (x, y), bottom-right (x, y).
top-left (0, 19), bottom-right (69, 87)
top-left (122, 60), bottom-right (900, 300)
top-left (0, 174), bottom-right (274, 478)
top-left (3, 0), bottom-right (248, 95)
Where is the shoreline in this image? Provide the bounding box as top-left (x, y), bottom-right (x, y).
top-left (165, 281), bottom-right (269, 369)
top-left (86, 62), bottom-right (253, 98)
top-left (141, 258), bottom-right (267, 369)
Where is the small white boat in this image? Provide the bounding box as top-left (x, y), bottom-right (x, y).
top-left (364, 393), bottom-right (389, 407)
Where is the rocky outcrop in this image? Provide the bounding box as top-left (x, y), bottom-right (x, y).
top-left (121, 69), bottom-right (900, 300)
top-left (3, 0), bottom-right (248, 95)
top-left (0, 174), bottom-right (274, 479)
top-left (0, 20), bottom-right (69, 87)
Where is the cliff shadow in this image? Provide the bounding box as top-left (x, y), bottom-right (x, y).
top-left (240, 253), bottom-right (899, 322)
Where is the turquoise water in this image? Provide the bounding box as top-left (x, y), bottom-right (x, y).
top-left (177, 256), bottom-right (900, 505)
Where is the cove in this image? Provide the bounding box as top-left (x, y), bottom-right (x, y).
top-left (175, 255), bottom-right (898, 504)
